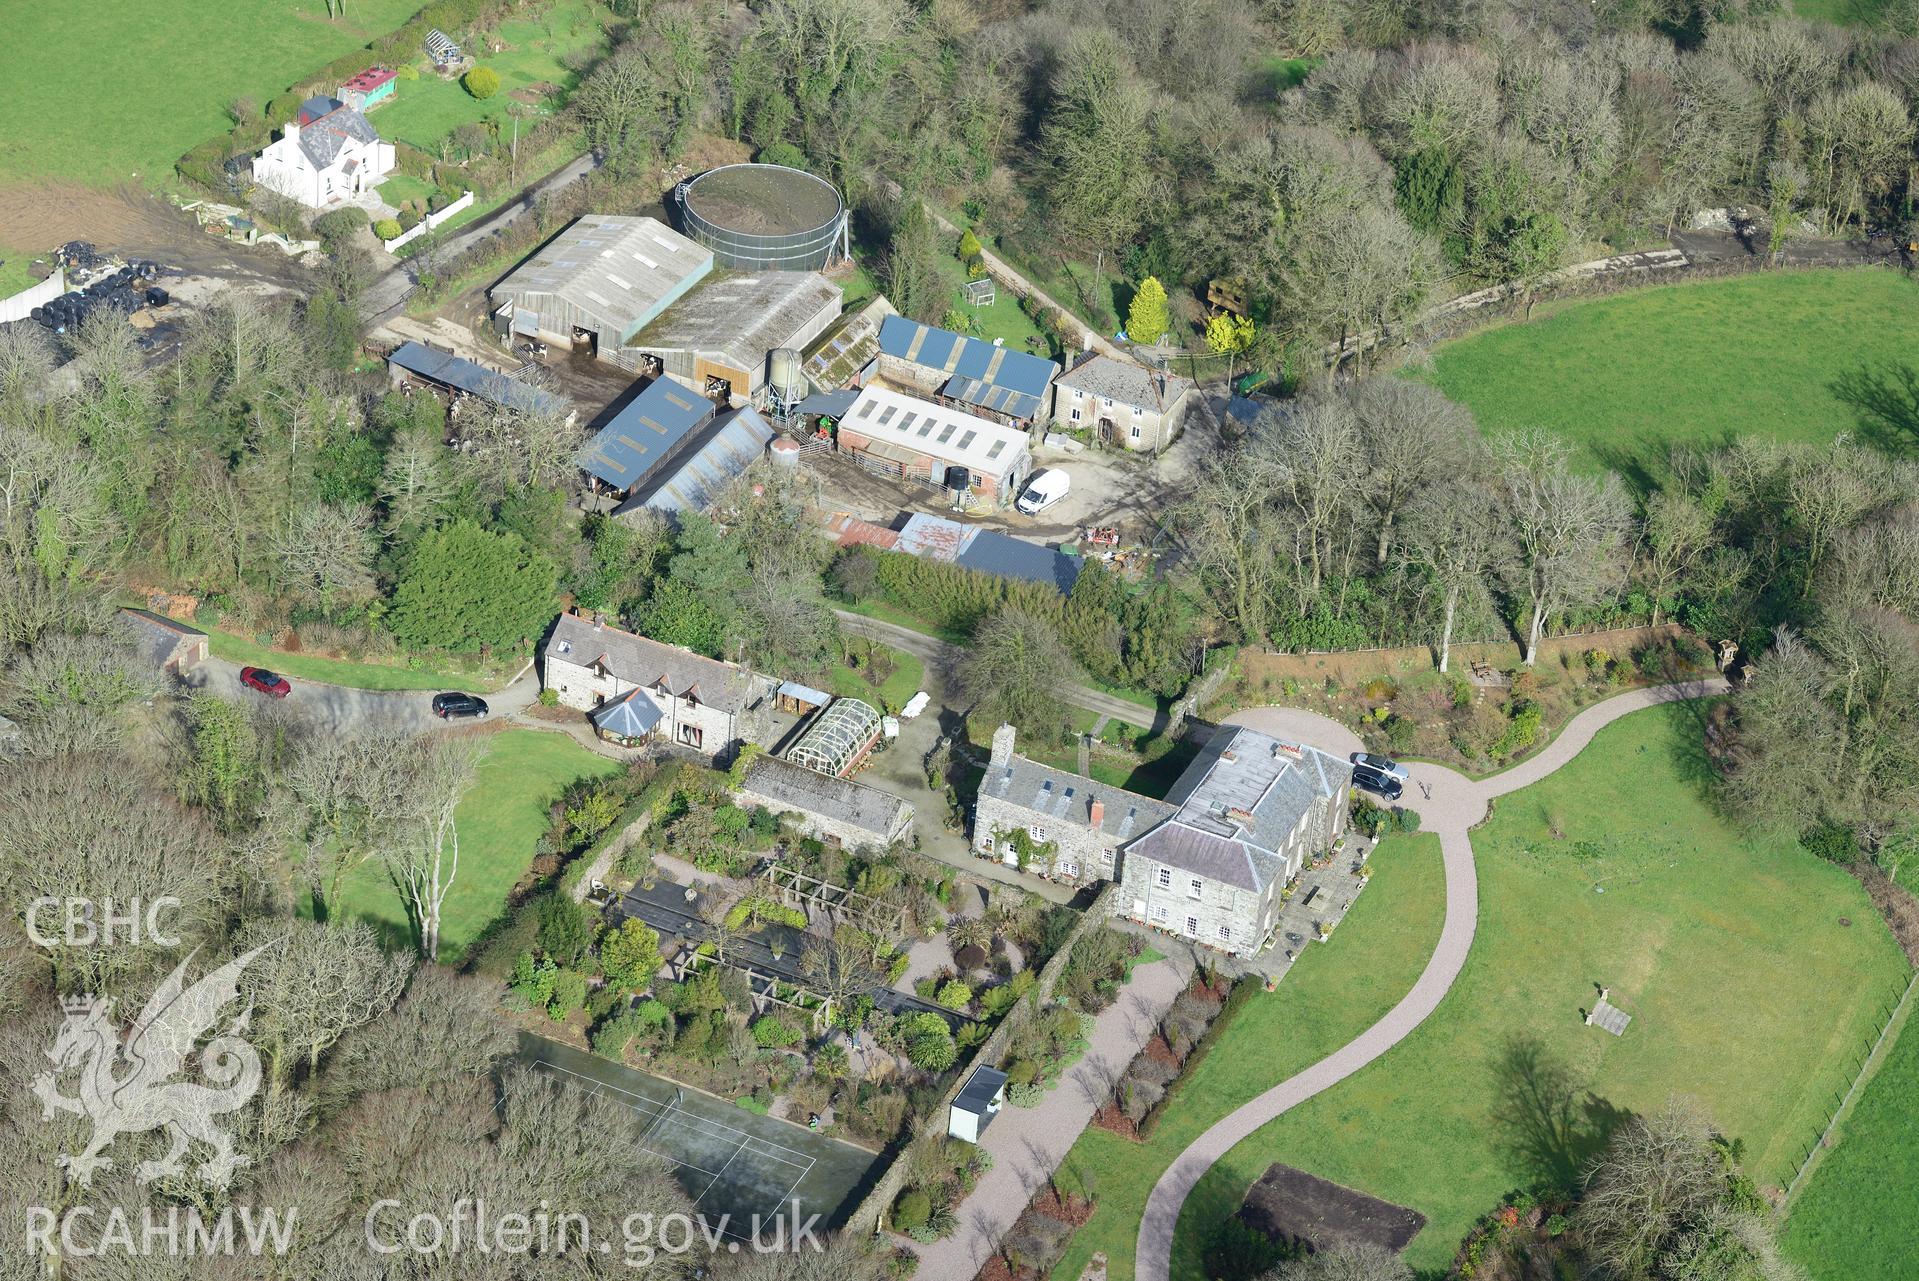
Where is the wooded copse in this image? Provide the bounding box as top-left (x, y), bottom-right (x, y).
top-left (505, 0), bottom-right (1919, 365)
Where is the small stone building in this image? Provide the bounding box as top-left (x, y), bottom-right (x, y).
top-left (735, 754), bottom-right (913, 851)
top-left (116, 608), bottom-right (208, 675)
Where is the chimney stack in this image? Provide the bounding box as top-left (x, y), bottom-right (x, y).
top-left (1089, 798), bottom-right (1105, 829)
top-left (989, 723), bottom-right (1018, 772)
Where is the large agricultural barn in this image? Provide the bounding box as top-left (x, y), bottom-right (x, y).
top-left (488, 215), bottom-right (712, 357)
top-left (626, 271), bottom-right (841, 401)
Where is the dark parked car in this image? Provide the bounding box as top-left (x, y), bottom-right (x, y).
top-left (432, 692), bottom-right (490, 720)
top-left (239, 667), bottom-right (291, 699)
top-left (1352, 763), bottom-right (1403, 802)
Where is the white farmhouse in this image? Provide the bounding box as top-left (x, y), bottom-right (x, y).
top-left (539, 611), bottom-right (773, 763)
top-left (252, 99), bottom-right (395, 209)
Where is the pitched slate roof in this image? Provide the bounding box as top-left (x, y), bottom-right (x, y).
top-left (590, 687), bottom-right (663, 737)
top-left (893, 513), bottom-right (1081, 593)
top-left (878, 315), bottom-right (1058, 418)
top-left (578, 377), bottom-right (716, 491)
top-left (954, 1066), bottom-right (1009, 1116)
top-left (297, 105), bottom-right (380, 169)
top-left (116, 608), bottom-right (205, 669)
top-left (1124, 727), bottom-right (1350, 891)
top-left (543, 613), bottom-right (761, 713)
top-left (387, 341), bottom-right (570, 417)
top-left (742, 755), bottom-right (911, 841)
top-left (1057, 354), bottom-right (1191, 413)
top-left (983, 753), bottom-right (1175, 842)
top-left (612, 406), bottom-right (772, 518)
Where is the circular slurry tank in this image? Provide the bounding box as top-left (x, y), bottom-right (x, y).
top-left (678, 164), bottom-right (845, 271)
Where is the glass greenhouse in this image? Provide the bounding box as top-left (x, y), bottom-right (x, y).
top-left (785, 697), bottom-right (882, 777)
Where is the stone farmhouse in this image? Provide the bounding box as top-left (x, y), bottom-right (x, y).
top-left (1051, 354), bottom-right (1194, 453)
top-left (539, 612), bottom-right (772, 762)
top-left (975, 724), bottom-right (1351, 955)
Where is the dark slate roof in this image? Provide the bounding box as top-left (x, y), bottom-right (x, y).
top-left (543, 613), bottom-right (762, 714)
top-left (958, 529), bottom-right (1082, 593)
top-left (892, 513), bottom-right (1081, 594)
top-left (1056, 354), bottom-right (1191, 413)
top-left (954, 1066), bottom-right (1009, 1115)
top-left (578, 378), bottom-right (716, 491)
top-left (297, 105), bottom-right (379, 170)
top-left (983, 754), bottom-right (1175, 842)
top-left (793, 388), bottom-right (858, 418)
top-left (611, 406), bottom-right (772, 518)
top-left (1124, 727), bottom-right (1350, 891)
top-left (878, 315), bottom-right (1058, 402)
top-left (387, 341), bottom-right (570, 417)
top-left (116, 608), bottom-right (205, 668)
top-left (742, 756), bottom-right (911, 841)
top-left (590, 688), bottom-right (663, 737)
top-left (298, 95), bottom-right (344, 125)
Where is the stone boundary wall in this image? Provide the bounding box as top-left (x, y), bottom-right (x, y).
top-left (845, 883), bottom-right (1119, 1237)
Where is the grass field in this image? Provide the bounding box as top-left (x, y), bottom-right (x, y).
top-left (827, 642), bottom-right (925, 713)
top-left (371, 0), bottom-right (612, 151)
top-left (1423, 270), bottom-right (1919, 479)
top-left (1, 0), bottom-right (422, 189)
top-left (1133, 702), bottom-right (1908, 1276)
top-left (1784, 988), bottom-right (1919, 1281)
top-left (1049, 832), bottom-right (1450, 1281)
top-left (315, 729), bottom-right (621, 963)
top-left (207, 628), bottom-right (517, 692)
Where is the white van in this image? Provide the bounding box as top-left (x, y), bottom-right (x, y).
top-left (1015, 469), bottom-right (1070, 516)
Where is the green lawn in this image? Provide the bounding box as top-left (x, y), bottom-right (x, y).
top-left (1050, 832), bottom-right (1449, 1281)
top-left (208, 627), bottom-right (518, 692)
top-left (1423, 270), bottom-right (1919, 479)
top-left (827, 642), bottom-right (925, 713)
top-left (370, 0), bottom-right (612, 151)
top-left (1791, 0), bottom-right (1888, 21)
top-left (1, 0), bottom-right (422, 188)
top-left (1784, 987), bottom-right (1919, 1281)
top-left (1163, 702), bottom-right (1908, 1276)
top-left (313, 729), bottom-right (621, 963)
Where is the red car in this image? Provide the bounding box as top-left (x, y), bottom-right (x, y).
top-left (239, 666), bottom-right (292, 699)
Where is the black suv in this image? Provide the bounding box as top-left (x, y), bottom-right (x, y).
top-left (1352, 763), bottom-right (1403, 802)
top-left (431, 692), bottom-right (490, 720)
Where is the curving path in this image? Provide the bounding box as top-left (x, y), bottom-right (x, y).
top-left (1133, 677), bottom-right (1728, 1281)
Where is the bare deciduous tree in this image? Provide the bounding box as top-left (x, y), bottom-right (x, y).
top-left (1495, 430), bottom-right (1631, 665)
top-left (380, 734), bottom-right (482, 962)
top-left (1401, 478), bottom-right (1507, 674)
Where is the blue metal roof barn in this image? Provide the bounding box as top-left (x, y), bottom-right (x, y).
top-left (877, 315), bottom-right (1059, 422)
top-left (577, 378), bottom-right (716, 492)
top-left (386, 341), bottom-right (572, 419)
top-left (613, 407), bottom-right (775, 518)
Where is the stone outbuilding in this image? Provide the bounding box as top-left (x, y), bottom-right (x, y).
top-left (116, 608), bottom-right (208, 675)
top-left (735, 754), bottom-right (913, 852)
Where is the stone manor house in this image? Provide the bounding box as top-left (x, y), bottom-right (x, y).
top-left (975, 724), bottom-right (1352, 956)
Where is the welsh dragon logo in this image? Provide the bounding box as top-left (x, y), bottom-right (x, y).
top-left (32, 946), bottom-right (267, 1188)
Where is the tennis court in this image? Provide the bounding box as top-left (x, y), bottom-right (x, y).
top-left (520, 1035), bottom-right (878, 1236)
